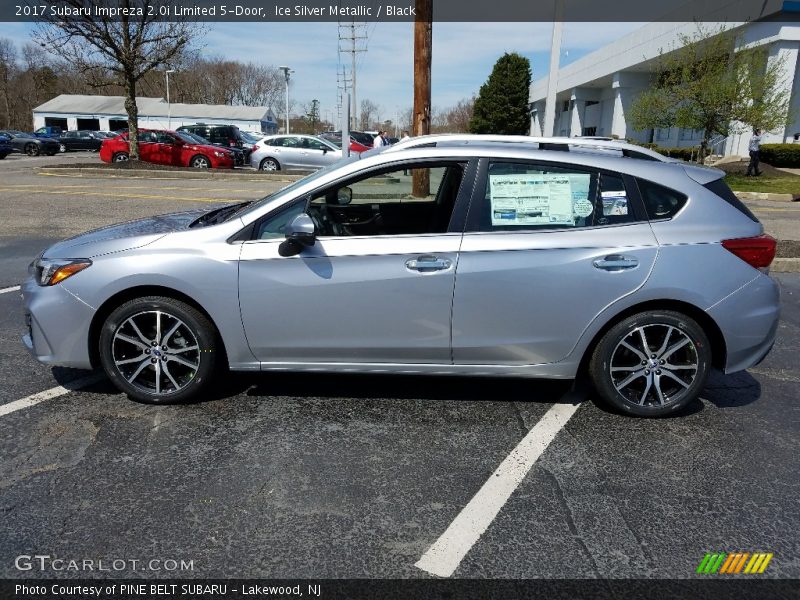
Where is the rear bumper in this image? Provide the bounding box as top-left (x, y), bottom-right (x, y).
top-left (707, 273), bottom-right (780, 374)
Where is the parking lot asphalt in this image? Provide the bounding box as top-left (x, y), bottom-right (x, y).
top-left (0, 154), bottom-right (798, 581)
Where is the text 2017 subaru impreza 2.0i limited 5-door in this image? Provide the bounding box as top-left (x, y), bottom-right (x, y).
top-left (22, 136), bottom-right (780, 417)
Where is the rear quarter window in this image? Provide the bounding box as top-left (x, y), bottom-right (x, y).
top-left (636, 178), bottom-right (688, 220)
top-left (703, 178), bottom-right (759, 223)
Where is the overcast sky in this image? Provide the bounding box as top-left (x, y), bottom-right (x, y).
top-left (0, 21), bottom-right (645, 121)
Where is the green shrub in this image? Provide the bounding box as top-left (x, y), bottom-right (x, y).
top-left (759, 144), bottom-right (800, 168)
top-left (652, 146), bottom-right (696, 161)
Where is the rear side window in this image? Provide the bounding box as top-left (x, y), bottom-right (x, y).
top-left (637, 179), bottom-right (688, 220)
top-left (703, 178), bottom-right (759, 223)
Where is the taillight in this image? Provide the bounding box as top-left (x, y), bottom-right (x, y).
top-left (721, 234), bottom-right (777, 269)
top-left (252, 144), bottom-right (260, 152)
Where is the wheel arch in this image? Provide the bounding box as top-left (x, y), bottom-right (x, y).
top-left (88, 285), bottom-right (229, 369)
top-left (577, 299), bottom-right (727, 377)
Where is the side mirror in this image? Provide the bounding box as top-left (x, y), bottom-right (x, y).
top-left (336, 187), bottom-right (352, 205)
top-left (278, 213), bottom-right (316, 257)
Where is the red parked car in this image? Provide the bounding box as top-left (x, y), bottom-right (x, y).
top-left (99, 129), bottom-right (236, 169)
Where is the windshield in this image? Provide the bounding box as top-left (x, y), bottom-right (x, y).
top-left (241, 132), bottom-right (261, 143)
top-left (231, 153), bottom-right (361, 221)
top-left (176, 131), bottom-right (199, 144)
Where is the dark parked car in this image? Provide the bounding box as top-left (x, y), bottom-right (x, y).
top-left (320, 130), bottom-right (375, 148)
top-left (0, 131), bottom-right (60, 156)
top-left (179, 130), bottom-right (246, 166)
top-left (58, 130), bottom-right (104, 152)
top-left (33, 125), bottom-right (63, 138)
top-left (0, 134), bottom-right (21, 159)
top-left (176, 123), bottom-right (249, 160)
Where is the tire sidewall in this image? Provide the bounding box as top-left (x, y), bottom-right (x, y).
top-left (99, 297), bottom-right (218, 404)
top-left (591, 311), bottom-right (711, 417)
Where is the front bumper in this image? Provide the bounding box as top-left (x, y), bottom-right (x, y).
top-left (21, 276), bottom-right (95, 369)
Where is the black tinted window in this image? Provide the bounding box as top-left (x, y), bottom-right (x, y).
top-left (703, 178), bottom-right (758, 223)
top-left (637, 179), bottom-right (688, 220)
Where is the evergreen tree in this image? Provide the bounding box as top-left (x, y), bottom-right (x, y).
top-left (469, 53), bottom-right (532, 135)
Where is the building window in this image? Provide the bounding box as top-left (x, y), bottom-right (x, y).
top-left (655, 128), bottom-right (670, 141)
top-left (679, 128), bottom-right (702, 141)
top-left (583, 127), bottom-right (597, 136)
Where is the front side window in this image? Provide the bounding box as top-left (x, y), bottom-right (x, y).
top-left (306, 138), bottom-right (331, 151)
top-left (255, 200), bottom-right (306, 240)
top-left (470, 161), bottom-right (636, 232)
top-left (306, 162), bottom-right (467, 237)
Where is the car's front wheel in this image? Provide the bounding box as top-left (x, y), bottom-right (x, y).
top-left (25, 143), bottom-right (40, 156)
top-left (589, 310), bottom-right (711, 417)
top-left (112, 152), bottom-right (129, 162)
top-left (191, 155), bottom-right (211, 169)
top-left (99, 296), bottom-right (220, 404)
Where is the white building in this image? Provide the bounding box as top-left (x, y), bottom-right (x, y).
top-left (32, 95), bottom-right (278, 135)
top-left (530, 16), bottom-right (800, 157)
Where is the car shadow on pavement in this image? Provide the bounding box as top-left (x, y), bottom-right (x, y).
top-left (241, 371), bottom-right (574, 405)
top-left (699, 369), bottom-right (762, 409)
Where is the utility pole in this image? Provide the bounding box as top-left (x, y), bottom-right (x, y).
top-left (543, 0), bottom-right (564, 137)
top-left (412, 0), bottom-right (432, 198)
top-left (338, 19), bottom-right (366, 130)
top-left (336, 64), bottom-right (352, 132)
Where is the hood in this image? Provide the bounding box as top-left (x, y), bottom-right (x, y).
top-left (43, 207), bottom-right (216, 259)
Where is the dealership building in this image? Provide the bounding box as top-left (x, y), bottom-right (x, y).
top-left (32, 94), bottom-right (278, 135)
top-left (529, 16), bottom-right (800, 157)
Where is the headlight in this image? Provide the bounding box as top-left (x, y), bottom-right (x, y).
top-left (33, 258), bottom-right (92, 286)
top-left (213, 151), bottom-right (226, 157)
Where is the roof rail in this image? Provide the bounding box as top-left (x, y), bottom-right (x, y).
top-left (383, 134), bottom-right (677, 163)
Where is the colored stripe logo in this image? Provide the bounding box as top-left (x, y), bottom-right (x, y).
top-left (696, 552), bottom-right (773, 574)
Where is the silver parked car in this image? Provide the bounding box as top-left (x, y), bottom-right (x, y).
top-left (250, 134), bottom-right (342, 171)
top-left (22, 136), bottom-right (779, 416)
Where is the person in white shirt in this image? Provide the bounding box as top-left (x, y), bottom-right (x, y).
top-left (400, 130), bottom-right (410, 141)
top-left (746, 129), bottom-right (762, 176)
top-left (372, 131), bottom-right (385, 148)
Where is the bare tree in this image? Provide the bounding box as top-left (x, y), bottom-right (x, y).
top-left (34, 1), bottom-right (201, 160)
top-left (359, 99), bottom-right (379, 130)
top-left (0, 38), bottom-right (16, 129)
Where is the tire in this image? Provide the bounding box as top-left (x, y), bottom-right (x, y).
top-left (59, 143), bottom-right (67, 153)
top-left (589, 310), bottom-right (711, 417)
top-left (260, 157), bottom-right (280, 171)
top-left (112, 152), bottom-right (129, 162)
top-left (25, 143), bottom-right (40, 156)
top-left (99, 296), bottom-right (220, 404)
top-left (191, 155), bottom-right (211, 169)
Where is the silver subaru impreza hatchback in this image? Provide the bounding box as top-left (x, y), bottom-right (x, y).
top-left (22, 136), bottom-right (779, 416)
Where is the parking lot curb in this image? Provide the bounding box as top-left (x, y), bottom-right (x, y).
top-left (734, 191), bottom-right (797, 202)
top-left (36, 166), bottom-right (304, 183)
top-left (771, 258), bottom-right (800, 273)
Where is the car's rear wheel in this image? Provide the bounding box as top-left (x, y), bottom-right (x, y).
top-left (25, 143), bottom-right (40, 156)
top-left (260, 157), bottom-right (280, 171)
top-left (589, 310), bottom-right (711, 417)
top-left (191, 155), bottom-right (211, 169)
top-left (112, 152), bottom-right (129, 162)
top-left (99, 296), bottom-right (220, 404)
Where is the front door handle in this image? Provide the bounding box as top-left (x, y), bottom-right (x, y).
top-left (405, 255), bottom-right (452, 272)
top-left (593, 254), bottom-right (639, 271)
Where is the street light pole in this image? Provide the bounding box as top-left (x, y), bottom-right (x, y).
top-left (278, 66), bottom-right (293, 134)
top-left (165, 69), bottom-right (176, 129)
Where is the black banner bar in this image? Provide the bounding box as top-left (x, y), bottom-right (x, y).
top-left (1, 0), bottom-right (797, 23)
top-left (3, 579), bottom-right (800, 600)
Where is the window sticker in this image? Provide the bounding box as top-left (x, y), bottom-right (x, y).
top-left (489, 173), bottom-right (589, 227)
top-left (601, 190), bottom-right (629, 216)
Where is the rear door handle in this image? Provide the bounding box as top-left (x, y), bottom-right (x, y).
top-left (593, 254), bottom-right (639, 271)
top-left (405, 255), bottom-right (452, 272)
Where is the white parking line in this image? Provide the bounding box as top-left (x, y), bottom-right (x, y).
top-left (414, 401), bottom-right (581, 578)
top-left (0, 285), bottom-right (21, 295)
top-left (0, 373), bottom-right (105, 417)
